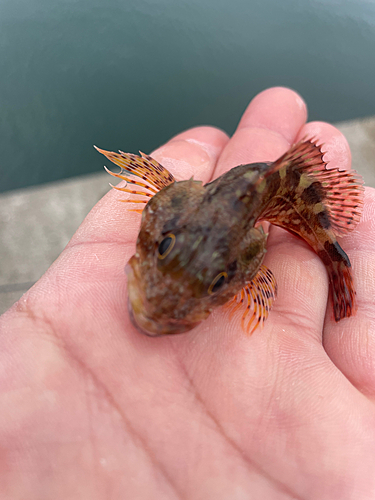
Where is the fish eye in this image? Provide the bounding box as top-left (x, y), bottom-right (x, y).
top-left (157, 234), bottom-right (176, 260)
top-left (208, 271), bottom-right (228, 295)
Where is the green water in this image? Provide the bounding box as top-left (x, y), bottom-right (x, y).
top-left (1, 0), bottom-right (375, 192)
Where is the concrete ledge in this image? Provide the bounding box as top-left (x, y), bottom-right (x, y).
top-left (0, 172), bottom-right (108, 313)
top-left (336, 117), bottom-right (375, 187)
top-left (1, 116), bottom-right (375, 314)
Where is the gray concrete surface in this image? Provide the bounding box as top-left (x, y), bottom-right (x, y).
top-left (336, 116), bottom-right (375, 187)
top-left (1, 116), bottom-right (375, 315)
top-left (0, 172), bottom-right (108, 314)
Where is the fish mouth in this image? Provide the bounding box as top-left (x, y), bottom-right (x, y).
top-left (125, 259), bottom-right (199, 336)
top-left (127, 296), bottom-right (160, 337)
top-left (127, 295), bottom-right (199, 336)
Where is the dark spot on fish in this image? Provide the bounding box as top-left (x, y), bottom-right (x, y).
top-left (319, 241), bottom-right (351, 266)
top-left (301, 181), bottom-right (325, 205)
top-left (317, 210), bottom-right (331, 229)
top-left (286, 169), bottom-right (301, 190)
top-left (227, 260), bottom-right (237, 279)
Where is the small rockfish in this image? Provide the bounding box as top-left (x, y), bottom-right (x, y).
top-left (95, 139), bottom-right (363, 336)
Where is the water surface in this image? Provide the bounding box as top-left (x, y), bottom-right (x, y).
top-left (1, 0), bottom-right (375, 192)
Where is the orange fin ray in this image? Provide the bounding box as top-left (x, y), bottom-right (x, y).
top-left (227, 265), bottom-right (277, 335)
top-left (109, 183), bottom-right (153, 198)
top-left (127, 208), bottom-right (145, 214)
top-left (264, 138), bottom-right (364, 236)
top-left (119, 199), bottom-right (148, 205)
top-left (103, 166), bottom-right (159, 194)
top-left (94, 146), bottom-right (175, 192)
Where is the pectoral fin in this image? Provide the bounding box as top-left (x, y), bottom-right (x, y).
top-left (227, 265), bottom-right (277, 335)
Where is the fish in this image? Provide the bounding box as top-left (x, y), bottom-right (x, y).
top-left (95, 139), bottom-right (364, 336)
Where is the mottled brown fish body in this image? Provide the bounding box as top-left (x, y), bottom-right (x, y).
top-left (131, 177), bottom-right (268, 335)
top-left (97, 139), bottom-right (364, 336)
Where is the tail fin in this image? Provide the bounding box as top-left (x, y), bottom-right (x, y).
top-left (327, 257), bottom-right (356, 321)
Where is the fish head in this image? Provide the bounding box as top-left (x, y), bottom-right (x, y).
top-left (126, 179), bottom-right (267, 336)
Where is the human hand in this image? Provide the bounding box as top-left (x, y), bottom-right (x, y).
top-left (1, 87), bottom-right (375, 499)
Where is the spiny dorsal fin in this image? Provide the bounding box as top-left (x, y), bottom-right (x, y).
top-left (265, 139), bottom-right (364, 236)
top-left (95, 147), bottom-right (175, 210)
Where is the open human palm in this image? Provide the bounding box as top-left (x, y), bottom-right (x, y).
top-left (1, 88), bottom-right (375, 499)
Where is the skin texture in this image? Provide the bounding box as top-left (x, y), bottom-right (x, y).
top-left (1, 87), bottom-right (375, 499)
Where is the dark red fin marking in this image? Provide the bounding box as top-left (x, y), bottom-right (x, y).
top-left (95, 147), bottom-right (175, 209)
top-left (318, 241), bottom-right (356, 321)
top-left (227, 265), bottom-right (277, 334)
top-left (328, 261), bottom-right (356, 321)
top-left (263, 138), bottom-right (364, 235)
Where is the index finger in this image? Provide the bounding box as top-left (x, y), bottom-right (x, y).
top-left (213, 86), bottom-right (307, 178)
